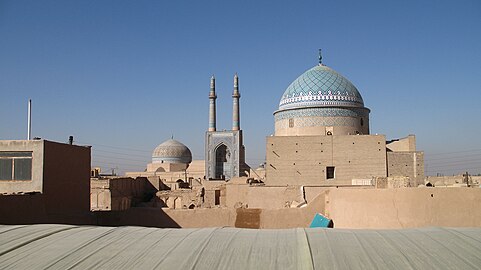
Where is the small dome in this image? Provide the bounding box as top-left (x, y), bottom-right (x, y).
top-left (278, 65), bottom-right (364, 112)
top-left (152, 139), bottom-right (192, 164)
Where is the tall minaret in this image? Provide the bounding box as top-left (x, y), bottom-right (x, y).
top-left (208, 75), bottom-right (217, 132)
top-left (232, 73), bottom-right (240, 131)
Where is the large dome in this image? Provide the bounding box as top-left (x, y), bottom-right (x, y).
top-left (278, 65), bottom-right (364, 112)
top-left (274, 60), bottom-right (370, 136)
top-left (152, 139), bottom-right (192, 164)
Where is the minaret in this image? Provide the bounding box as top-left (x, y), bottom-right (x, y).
top-left (232, 73), bottom-right (240, 131)
top-left (208, 75), bottom-right (217, 132)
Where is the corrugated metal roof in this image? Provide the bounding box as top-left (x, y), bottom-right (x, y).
top-left (0, 224), bottom-right (480, 269)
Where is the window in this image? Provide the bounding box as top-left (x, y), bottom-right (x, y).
top-left (326, 166), bottom-right (335, 180)
top-left (289, 118), bottom-right (294, 128)
top-left (360, 118), bottom-right (364, 126)
top-left (0, 152), bottom-right (32, 180)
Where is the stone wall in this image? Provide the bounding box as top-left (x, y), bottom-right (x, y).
top-left (91, 177), bottom-right (156, 211)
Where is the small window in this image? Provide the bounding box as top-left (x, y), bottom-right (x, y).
top-left (360, 118), bottom-right (364, 126)
top-left (0, 152), bottom-right (33, 181)
top-left (289, 118), bottom-right (294, 128)
top-left (0, 159), bottom-right (13, 180)
top-left (326, 166), bottom-right (335, 180)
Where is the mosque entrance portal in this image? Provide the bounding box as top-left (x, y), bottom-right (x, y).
top-left (215, 144), bottom-right (231, 179)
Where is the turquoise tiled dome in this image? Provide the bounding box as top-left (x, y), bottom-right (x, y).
top-left (278, 65), bottom-right (364, 111)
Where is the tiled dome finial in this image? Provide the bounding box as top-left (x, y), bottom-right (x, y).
top-left (318, 49), bottom-right (322, 65)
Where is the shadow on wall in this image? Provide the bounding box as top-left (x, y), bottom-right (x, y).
top-left (235, 208), bottom-right (261, 229)
top-left (94, 208), bottom-right (181, 228)
top-left (0, 193), bottom-right (95, 226)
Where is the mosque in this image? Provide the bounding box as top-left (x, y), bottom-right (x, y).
top-left (127, 50), bottom-right (424, 190)
top-left (265, 50), bottom-right (424, 187)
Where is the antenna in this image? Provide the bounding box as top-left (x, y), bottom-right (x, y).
top-left (27, 99), bottom-right (32, 140)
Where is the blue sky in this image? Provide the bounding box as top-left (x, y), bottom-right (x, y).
top-left (1, 0), bottom-right (480, 176)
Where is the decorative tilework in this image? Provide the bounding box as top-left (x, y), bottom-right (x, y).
top-left (278, 65), bottom-right (365, 111)
top-left (274, 107), bottom-right (369, 121)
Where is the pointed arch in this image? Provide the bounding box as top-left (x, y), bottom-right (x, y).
top-left (214, 143), bottom-right (231, 179)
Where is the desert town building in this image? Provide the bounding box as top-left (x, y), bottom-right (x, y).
top-left (1, 48), bottom-right (480, 268)
top-left (127, 52), bottom-right (424, 189)
top-left (266, 51), bottom-right (424, 187)
top-left (118, 52), bottom-right (444, 212)
top-left (0, 139), bottom-right (92, 224)
top-left (1, 51), bottom-right (480, 231)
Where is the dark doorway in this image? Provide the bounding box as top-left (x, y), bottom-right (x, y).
top-left (215, 144), bottom-right (227, 179)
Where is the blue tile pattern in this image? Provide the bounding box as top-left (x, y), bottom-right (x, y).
top-left (275, 107), bottom-right (369, 121)
top-left (278, 65), bottom-right (364, 111)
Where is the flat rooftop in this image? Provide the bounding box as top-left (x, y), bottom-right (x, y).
top-left (1, 224), bottom-right (480, 269)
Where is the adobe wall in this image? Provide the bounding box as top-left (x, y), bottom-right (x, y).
top-left (164, 208), bottom-right (236, 227)
top-left (0, 140), bottom-right (93, 225)
top-left (387, 151), bottom-right (424, 186)
top-left (0, 193), bottom-right (93, 225)
top-left (95, 207), bottom-right (236, 228)
top-left (43, 141), bottom-right (91, 215)
top-left (90, 179), bottom-right (112, 210)
top-left (91, 177), bottom-right (158, 211)
top-left (226, 184), bottom-right (306, 209)
top-left (104, 187), bottom-right (481, 229)
top-left (258, 190), bottom-right (327, 228)
top-left (266, 135), bottom-right (387, 186)
top-left (326, 188), bottom-right (481, 229)
top-left (426, 175), bottom-right (481, 187)
top-left (386, 135), bottom-right (416, 152)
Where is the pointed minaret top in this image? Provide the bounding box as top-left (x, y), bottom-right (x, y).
top-left (210, 74), bottom-right (216, 91)
top-left (234, 73), bottom-right (239, 88)
top-left (318, 49), bottom-right (323, 65)
top-left (232, 73), bottom-right (240, 131)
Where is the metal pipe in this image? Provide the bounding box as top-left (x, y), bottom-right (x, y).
top-left (27, 99), bottom-right (32, 140)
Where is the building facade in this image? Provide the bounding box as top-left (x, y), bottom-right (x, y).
top-left (205, 74), bottom-right (248, 180)
top-left (0, 140), bottom-right (92, 224)
top-left (265, 51), bottom-right (424, 186)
